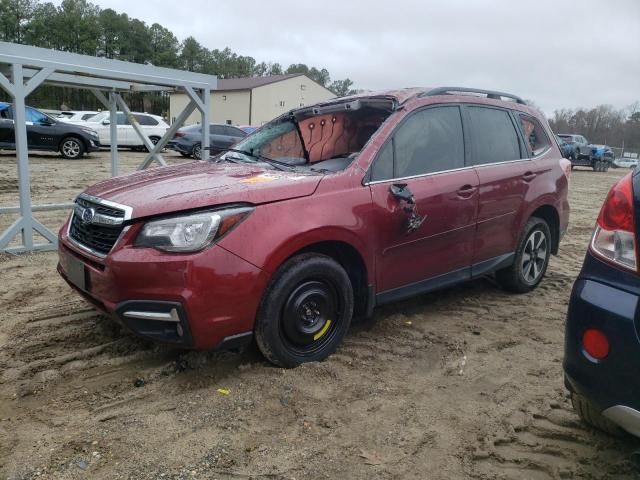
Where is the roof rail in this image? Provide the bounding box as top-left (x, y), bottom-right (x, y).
top-left (421, 87), bottom-right (527, 105)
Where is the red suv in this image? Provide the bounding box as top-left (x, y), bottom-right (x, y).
top-left (58, 87), bottom-right (570, 367)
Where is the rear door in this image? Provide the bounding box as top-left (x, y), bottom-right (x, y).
top-left (465, 105), bottom-right (535, 270)
top-left (210, 125), bottom-right (241, 152)
top-left (368, 105), bottom-right (479, 296)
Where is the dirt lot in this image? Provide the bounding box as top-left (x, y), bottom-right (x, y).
top-left (1, 150), bottom-right (639, 479)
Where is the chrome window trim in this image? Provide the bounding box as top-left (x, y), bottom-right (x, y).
top-left (77, 192), bottom-right (133, 220)
top-left (364, 157), bottom-right (532, 186)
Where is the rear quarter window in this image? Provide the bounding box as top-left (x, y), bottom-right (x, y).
top-left (518, 114), bottom-right (551, 156)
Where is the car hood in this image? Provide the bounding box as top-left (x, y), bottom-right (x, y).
top-left (83, 161), bottom-right (322, 219)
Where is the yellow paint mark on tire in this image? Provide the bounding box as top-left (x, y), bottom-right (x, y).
top-left (313, 319), bottom-right (332, 341)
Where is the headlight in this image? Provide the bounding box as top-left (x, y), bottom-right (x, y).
top-left (81, 127), bottom-right (99, 136)
top-left (135, 206), bottom-right (253, 252)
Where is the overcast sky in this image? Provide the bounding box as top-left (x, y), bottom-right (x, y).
top-left (53, 0), bottom-right (640, 115)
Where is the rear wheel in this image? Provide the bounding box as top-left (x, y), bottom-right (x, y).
top-left (571, 393), bottom-right (625, 437)
top-left (60, 137), bottom-right (84, 160)
top-left (496, 217), bottom-right (551, 293)
top-left (192, 143), bottom-right (202, 160)
top-left (145, 136), bottom-right (161, 152)
top-left (255, 253), bottom-right (354, 367)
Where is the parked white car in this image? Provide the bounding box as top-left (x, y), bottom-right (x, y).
top-left (70, 111), bottom-right (169, 148)
top-left (57, 111), bottom-right (100, 122)
top-left (614, 157), bottom-right (638, 169)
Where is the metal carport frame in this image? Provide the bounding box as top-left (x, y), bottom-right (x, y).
top-left (0, 41), bottom-right (216, 254)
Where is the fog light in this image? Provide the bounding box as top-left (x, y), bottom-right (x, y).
top-left (582, 328), bottom-right (609, 360)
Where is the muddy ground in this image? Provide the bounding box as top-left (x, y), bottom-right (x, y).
top-left (0, 150), bottom-right (639, 479)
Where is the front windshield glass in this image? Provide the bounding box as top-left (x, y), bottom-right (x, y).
top-left (227, 118), bottom-right (303, 164)
top-left (86, 112), bottom-right (108, 122)
top-left (220, 102), bottom-right (393, 172)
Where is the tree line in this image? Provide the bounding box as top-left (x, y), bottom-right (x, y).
top-left (549, 103), bottom-right (640, 150)
top-left (0, 0), bottom-right (358, 114)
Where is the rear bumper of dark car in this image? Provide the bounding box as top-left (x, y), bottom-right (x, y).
top-left (564, 256), bottom-right (640, 436)
top-left (167, 139), bottom-right (192, 155)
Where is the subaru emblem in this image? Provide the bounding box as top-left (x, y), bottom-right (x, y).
top-left (81, 207), bottom-right (95, 225)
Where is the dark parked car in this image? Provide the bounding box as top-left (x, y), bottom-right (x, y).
top-left (168, 123), bottom-right (246, 159)
top-left (58, 87), bottom-right (570, 367)
top-left (0, 102), bottom-right (100, 159)
top-left (558, 134), bottom-right (612, 172)
top-left (564, 170), bottom-right (640, 438)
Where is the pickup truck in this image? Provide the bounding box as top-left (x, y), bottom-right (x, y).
top-left (557, 134), bottom-right (612, 172)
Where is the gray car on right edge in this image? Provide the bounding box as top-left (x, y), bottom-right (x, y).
top-left (168, 123), bottom-right (247, 159)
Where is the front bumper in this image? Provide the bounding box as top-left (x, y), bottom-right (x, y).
top-left (86, 136), bottom-right (101, 152)
top-left (57, 220), bottom-right (269, 350)
top-left (564, 276), bottom-right (640, 436)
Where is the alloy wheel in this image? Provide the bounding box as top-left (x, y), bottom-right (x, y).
top-left (62, 139), bottom-right (81, 158)
top-left (520, 230), bottom-right (548, 284)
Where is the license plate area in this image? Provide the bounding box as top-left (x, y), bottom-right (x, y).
top-left (65, 254), bottom-right (87, 291)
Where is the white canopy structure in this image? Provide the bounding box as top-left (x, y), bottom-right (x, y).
top-left (0, 41), bottom-right (217, 254)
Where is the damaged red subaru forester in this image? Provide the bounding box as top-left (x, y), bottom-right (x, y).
top-left (58, 87), bottom-right (570, 367)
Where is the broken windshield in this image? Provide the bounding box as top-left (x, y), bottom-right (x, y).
top-left (219, 99), bottom-right (394, 173)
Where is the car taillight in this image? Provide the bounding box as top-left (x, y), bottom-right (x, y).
top-left (174, 131), bottom-right (185, 138)
top-left (590, 172), bottom-right (637, 272)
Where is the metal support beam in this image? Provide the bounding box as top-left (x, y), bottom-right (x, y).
top-left (115, 93), bottom-right (166, 167)
top-left (139, 99), bottom-right (197, 170)
top-left (0, 41), bottom-right (217, 255)
top-left (12, 63), bottom-right (33, 249)
top-left (0, 69), bottom-right (14, 95)
top-left (109, 92), bottom-right (118, 176)
top-left (201, 88), bottom-right (211, 161)
top-left (23, 67), bottom-right (54, 97)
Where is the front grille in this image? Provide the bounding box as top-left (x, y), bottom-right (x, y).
top-left (76, 196), bottom-right (125, 218)
top-left (69, 197), bottom-right (125, 255)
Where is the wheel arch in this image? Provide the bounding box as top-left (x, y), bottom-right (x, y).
top-left (265, 235), bottom-right (372, 318)
top-left (529, 204), bottom-right (561, 255)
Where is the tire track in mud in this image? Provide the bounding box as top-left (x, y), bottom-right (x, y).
top-left (0, 300), bottom-right (154, 392)
top-left (467, 395), bottom-right (640, 480)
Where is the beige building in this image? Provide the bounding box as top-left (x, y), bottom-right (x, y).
top-left (169, 74), bottom-right (335, 127)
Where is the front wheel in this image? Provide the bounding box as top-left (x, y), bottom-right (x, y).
top-left (255, 253), bottom-right (354, 368)
top-left (145, 136), bottom-right (161, 152)
top-left (60, 137), bottom-right (84, 160)
top-left (496, 217), bottom-right (551, 293)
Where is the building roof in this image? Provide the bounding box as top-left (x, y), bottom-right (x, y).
top-left (216, 74), bottom-right (303, 91)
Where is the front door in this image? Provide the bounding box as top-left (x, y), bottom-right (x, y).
top-left (368, 105), bottom-right (479, 299)
top-left (25, 107), bottom-right (58, 148)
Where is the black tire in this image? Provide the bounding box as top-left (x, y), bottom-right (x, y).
top-left (59, 137), bottom-right (85, 160)
top-left (255, 253), bottom-right (354, 368)
top-left (496, 216), bottom-right (551, 293)
top-left (571, 393), bottom-right (625, 437)
top-left (192, 143), bottom-right (202, 160)
top-left (145, 136), bottom-right (161, 152)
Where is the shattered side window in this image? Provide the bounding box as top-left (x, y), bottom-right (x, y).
top-left (518, 114), bottom-right (551, 156)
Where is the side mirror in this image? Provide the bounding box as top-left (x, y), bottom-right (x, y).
top-left (102, 119), bottom-right (110, 125)
top-left (389, 183), bottom-right (415, 204)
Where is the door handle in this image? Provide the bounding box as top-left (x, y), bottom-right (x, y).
top-left (456, 184), bottom-right (477, 198)
top-left (523, 171), bottom-right (537, 182)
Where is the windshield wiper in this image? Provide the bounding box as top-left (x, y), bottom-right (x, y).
top-left (217, 148), bottom-right (293, 171)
